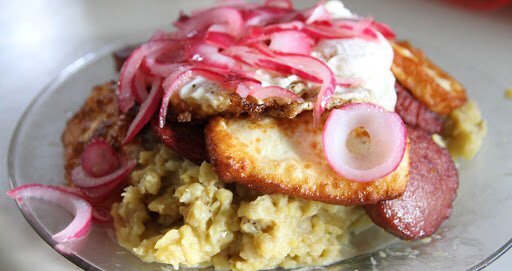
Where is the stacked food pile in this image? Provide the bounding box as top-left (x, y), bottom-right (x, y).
top-left (8, 1), bottom-right (486, 271)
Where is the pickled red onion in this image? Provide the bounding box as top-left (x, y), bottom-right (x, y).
top-left (7, 184), bottom-right (93, 242)
top-left (185, 41), bottom-right (236, 71)
top-left (159, 68), bottom-right (258, 127)
top-left (173, 7), bottom-right (244, 38)
top-left (371, 21), bottom-right (396, 39)
top-left (71, 160), bottom-right (136, 189)
top-left (124, 79), bottom-right (163, 144)
top-left (269, 30), bottom-right (313, 54)
top-left (80, 138), bottom-right (120, 177)
top-left (242, 6), bottom-right (294, 26)
top-left (142, 43), bottom-right (185, 77)
top-left (132, 71), bottom-right (149, 103)
top-left (118, 41), bottom-right (181, 112)
top-left (302, 1), bottom-right (331, 24)
top-left (322, 103), bottom-right (406, 182)
top-left (118, 0), bottom-right (397, 140)
top-left (205, 31), bottom-right (237, 49)
top-left (92, 207), bottom-right (113, 223)
top-left (264, 0), bottom-right (293, 9)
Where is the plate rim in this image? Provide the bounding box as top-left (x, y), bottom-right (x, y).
top-left (7, 44), bottom-right (512, 271)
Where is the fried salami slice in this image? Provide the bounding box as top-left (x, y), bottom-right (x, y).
top-left (151, 119), bottom-right (208, 165)
top-left (391, 41), bottom-right (467, 115)
top-left (395, 82), bottom-right (444, 134)
top-left (364, 126), bottom-right (459, 240)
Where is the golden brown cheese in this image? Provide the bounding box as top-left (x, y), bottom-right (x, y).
top-left (205, 113), bottom-right (410, 205)
top-left (391, 41), bottom-right (467, 115)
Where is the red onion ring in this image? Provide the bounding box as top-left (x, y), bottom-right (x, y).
top-left (227, 44), bottom-right (336, 123)
top-left (185, 41), bottom-right (236, 71)
top-left (158, 67), bottom-right (257, 127)
top-left (264, 0), bottom-right (293, 9)
top-left (80, 138), bottom-right (120, 177)
top-left (142, 44), bottom-right (185, 77)
top-left (269, 30), bottom-right (314, 54)
top-left (301, 1), bottom-right (331, 24)
top-left (7, 184), bottom-right (93, 242)
top-left (336, 77), bottom-right (364, 88)
top-left (132, 71), bottom-right (149, 103)
top-left (78, 181), bottom-right (122, 201)
top-left (123, 79), bottom-right (163, 144)
top-left (92, 206), bottom-right (113, 224)
top-left (71, 160), bottom-right (136, 189)
top-left (322, 103), bottom-right (407, 182)
top-left (205, 31), bottom-right (237, 49)
top-left (303, 20), bottom-right (377, 40)
top-left (242, 6), bottom-right (294, 26)
top-left (371, 21), bottom-right (396, 39)
top-left (118, 41), bottom-right (181, 112)
top-left (118, 0), bottom-right (397, 140)
top-left (174, 7), bottom-right (244, 38)
top-left (159, 67), bottom-right (203, 127)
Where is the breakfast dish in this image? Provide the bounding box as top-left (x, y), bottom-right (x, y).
top-left (7, 0), bottom-right (487, 270)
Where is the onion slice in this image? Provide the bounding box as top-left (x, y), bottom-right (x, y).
top-left (71, 160), bottom-right (136, 189)
top-left (242, 6), bottom-right (294, 26)
top-left (205, 31), bottom-right (236, 49)
top-left (142, 45), bottom-right (185, 77)
top-left (81, 138), bottom-right (120, 177)
top-left (123, 79), bottom-right (163, 144)
top-left (174, 7), bottom-right (244, 38)
top-left (303, 19), bottom-right (378, 40)
top-left (185, 41), bottom-right (236, 71)
top-left (322, 103), bottom-right (406, 182)
top-left (264, 0), bottom-right (293, 9)
top-left (269, 30), bottom-right (314, 54)
top-left (7, 184), bottom-right (93, 242)
top-left (118, 41), bottom-right (181, 112)
top-left (92, 207), bottom-right (113, 223)
top-left (158, 68), bottom-right (256, 127)
top-left (226, 45), bottom-right (335, 123)
top-left (372, 21), bottom-right (396, 39)
top-left (301, 1), bottom-right (331, 24)
top-left (78, 181), bottom-right (123, 201)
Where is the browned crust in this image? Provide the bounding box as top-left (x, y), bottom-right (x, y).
top-left (61, 82), bottom-right (136, 183)
top-left (167, 92), bottom-right (313, 122)
top-left (391, 41), bottom-right (467, 115)
top-left (205, 115), bottom-right (410, 206)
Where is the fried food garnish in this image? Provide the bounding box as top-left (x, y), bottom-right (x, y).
top-left (205, 113), bottom-right (410, 205)
top-left (61, 82), bottom-right (145, 182)
top-left (391, 41), bottom-right (467, 115)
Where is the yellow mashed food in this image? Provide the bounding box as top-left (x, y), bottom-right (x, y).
top-left (506, 88), bottom-right (512, 99)
top-left (443, 101), bottom-right (487, 159)
top-left (112, 145), bottom-right (369, 271)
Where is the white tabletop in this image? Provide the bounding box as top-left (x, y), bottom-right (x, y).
top-left (0, 1), bottom-right (510, 270)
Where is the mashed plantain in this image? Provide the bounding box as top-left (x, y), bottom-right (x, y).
top-left (443, 101), bottom-right (487, 159)
top-left (112, 145), bottom-right (369, 271)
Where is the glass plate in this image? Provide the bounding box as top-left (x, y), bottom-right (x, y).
top-left (8, 43), bottom-right (512, 271)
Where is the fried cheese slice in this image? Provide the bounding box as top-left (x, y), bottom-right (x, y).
top-left (391, 41), bottom-right (467, 115)
top-left (205, 113), bottom-right (410, 205)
